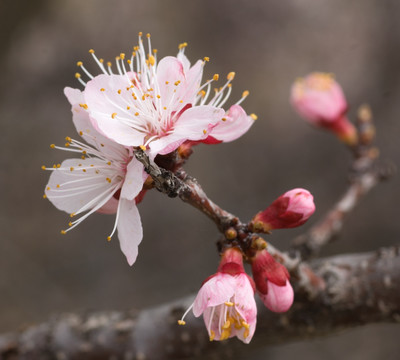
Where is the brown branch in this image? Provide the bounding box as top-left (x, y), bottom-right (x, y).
top-left (1, 245), bottom-right (399, 360)
top-left (290, 105), bottom-right (395, 260)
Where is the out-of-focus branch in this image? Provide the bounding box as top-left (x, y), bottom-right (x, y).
top-left (1, 245), bottom-right (399, 360)
top-left (290, 105), bottom-right (395, 260)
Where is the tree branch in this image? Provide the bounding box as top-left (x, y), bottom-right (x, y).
top-left (1, 245), bottom-right (399, 359)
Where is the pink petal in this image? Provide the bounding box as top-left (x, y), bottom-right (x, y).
top-left (156, 56), bottom-right (186, 107)
top-left (260, 281), bottom-right (294, 313)
top-left (117, 198), bottom-right (143, 266)
top-left (84, 74), bottom-right (145, 146)
top-left (192, 274), bottom-right (236, 317)
top-left (210, 105), bottom-right (254, 142)
top-left (120, 157), bottom-right (145, 201)
top-left (64, 88), bottom-right (129, 161)
top-left (149, 106), bottom-right (225, 156)
top-left (97, 196), bottom-right (119, 214)
top-left (45, 158), bottom-right (117, 214)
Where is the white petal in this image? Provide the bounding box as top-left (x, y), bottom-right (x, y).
top-left (117, 198), bottom-right (143, 266)
top-left (45, 158), bottom-right (117, 214)
top-left (120, 157), bottom-right (145, 201)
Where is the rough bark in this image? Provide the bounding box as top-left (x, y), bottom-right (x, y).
top-left (1, 245), bottom-right (399, 360)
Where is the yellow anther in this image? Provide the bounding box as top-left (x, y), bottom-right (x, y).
top-left (156, 95), bottom-right (161, 99)
top-left (220, 329), bottom-right (231, 341)
top-left (52, 164), bottom-right (57, 168)
top-left (70, 167), bottom-right (74, 171)
top-left (222, 320), bottom-right (231, 329)
top-left (203, 129), bottom-right (207, 135)
top-left (79, 103), bottom-right (88, 109)
top-left (57, 164), bottom-right (61, 168)
top-left (76, 61), bottom-right (83, 67)
top-left (243, 328), bottom-right (250, 339)
top-left (50, 144), bottom-right (55, 148)
top-left (65, 142), bottom-right (70, 147)
top-left (148, 55), bottom-right (155, 66)
top-left (139, 145), bottom-right (146, 151)
top-left (209, 330), bottom-right (215, 341)
top-left (65, 136), bottom-right (71, 142)
top-left (41, 165), bottom-right (46, 170)
top-left (107, 161), bottom-right (111, 165)
top-left (138, 31), bottom-right (143, 37)
top-left (127, 59), bottom-right (132, 65)
top-left (134, 46), bottom-right (139, 51)
top-left (177, 320), bottom-right (186, 325)
top-left (56, 184), bottom-right (60, 188)
top-left (174, 80), bottom-right (181, 86)
top-left (153, 49), bottom-right (158, 54)
top-left (82, 150), bottom-right (87, 155)
top-left (46, 187), bottom-right (50, 191)
top-left (68, 222), bottom-right (72, 227)
top-left (127, 106), bottom-right (131, 110)
top-left (178, 42), bottom-right (188, 50)
top-left (203, 57), bottom-right (210, 62)
top-left (224, 301), bottom-right (234, 307)
top-left (99, 58), bottom-right (104, 63)
top-left (227, 83), bottom-right (232, 88)
top-left (242, 90), bottom-right (249, 98)
top-left (106, 177), bottom-right (112, 183)
top-left (115, 56), bottom-right (120, 61)
top-left (227, 72), bottom-right (236, 80)
top-left (163, 106), bottom-right (167, 110)
top-left (100, 88), bottom-right (105, 92)
top-left (179, 100), bottom-right (183, 103)
top-left (250, 113), bottom-right (258, 120)
top-left (213, 74), bottom-right (219, 81)
top-left (107, 236), bottom-right (111, 241)
top-left (89, 49), bottom-right (95, 54)
top-left (241, 321), bottom-right (250, 330)
top-left (120, 53), bottom-right (125, 60)
top-left (42, 194), bottom-right (47, 199)
top-left (107, 61), bottom-right (112, 67)
top-left (146, 33), bottom-right (151, 38)
top-left (82, 169), bottom-right (86, 172)
top-left (81, 156), bottom-right (85, 160)
top-left (70, 213), bottom-right (76, 218)
top-left (60, 230), bottom-right (66, 235)
top-left (222, 117), bottom-right (227, 122)
top-left (117, 89), bottom-right (121, 94)
top-left (75, 73), bottom-right (81, 79)
top-left (111, 113), bottom-right (117, 119)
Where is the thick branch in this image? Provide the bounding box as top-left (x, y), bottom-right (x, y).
top-left (2, 246), bottom-right (399, 360)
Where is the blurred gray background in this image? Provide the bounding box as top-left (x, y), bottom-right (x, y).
top-left (0, 0), bottom-right (399, 359)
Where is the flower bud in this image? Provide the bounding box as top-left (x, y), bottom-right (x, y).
top-left (251, 250), bottom-right (294, 313)
top-left (250, 188), bottom-right (315, 232)
top-left (291, 72), bottom-right (358, 145)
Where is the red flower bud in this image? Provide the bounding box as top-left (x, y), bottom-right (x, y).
top-left (291, 72), bottom-right (358, 145)
top-left (250, 188), bottom-right (315, 232)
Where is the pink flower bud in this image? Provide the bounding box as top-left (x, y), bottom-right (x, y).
top-left (251, 250), bottom-right (294, 313)
top-left (251, 188), bottom-right (315, 232)
top-left (291, 72), bottom-right (358, 145)
top-left (179, 248), bottom-right (257, 343)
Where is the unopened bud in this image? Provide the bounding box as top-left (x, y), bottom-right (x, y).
top-left (225, 227), bottom-right (237, 240)
top-left (291, 72), bottom-right (358, 146)
top-left (250, 188), bottom-right (315, 232)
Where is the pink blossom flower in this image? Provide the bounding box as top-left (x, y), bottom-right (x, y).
top-left (43, 87), bottom-right (146, 266)
top-left (251, 250), bottom-right (294, 313)
top-left (74, 33), bottom-right (255, 158)
top-left (290, 72), bottom-right (357, 145)
top-left (179, 248), bottom-right (257, 343)
top-left (251, 188), bottom-right (315, 232)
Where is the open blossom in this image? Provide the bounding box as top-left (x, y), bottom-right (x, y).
top-left (290, 72), bottom-right (357, 145)
top-left (250, 188), bottom-right (315, 232)
top-left (43, 88), bottom-right (145, 266)
top-left (74, 33), bottom-right (255, 158)
top-left (251, 250), bottom-right (294, 313)
top-left (179, 248), bottom-right (257, 343)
